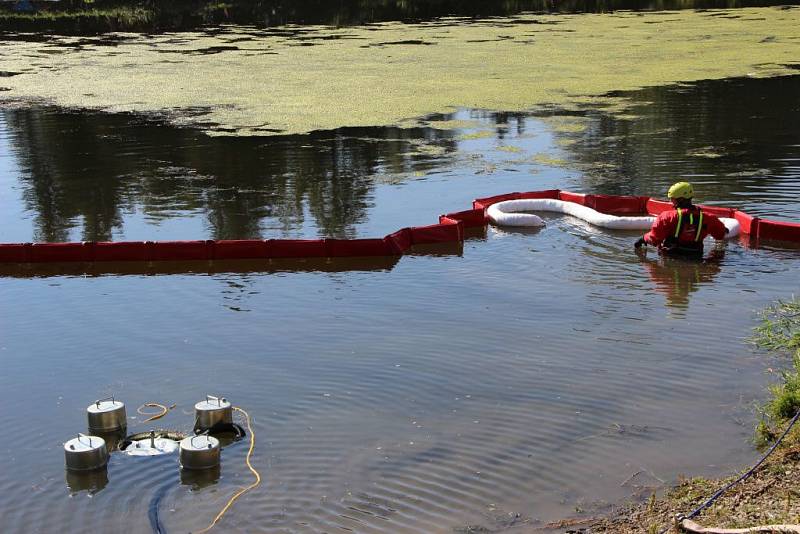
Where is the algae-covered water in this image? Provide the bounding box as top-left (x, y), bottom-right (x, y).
top-left (1, 5), bottom-right (800, 534)
top-left (1, 7), bottom-right (799, 135)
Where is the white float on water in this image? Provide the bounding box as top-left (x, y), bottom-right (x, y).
top-left (487, 198), bottom-right (740, 238)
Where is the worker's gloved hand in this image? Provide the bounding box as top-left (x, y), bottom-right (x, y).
top-left (634, 237), bottom-right (646, 249)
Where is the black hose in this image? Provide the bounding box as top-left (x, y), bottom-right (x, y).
top-left (659, 408), bottom-right (800, 534)
top-left (194, 422), bottom-right (246, 440)
top-left (148, 476), bottom-right (173, 534)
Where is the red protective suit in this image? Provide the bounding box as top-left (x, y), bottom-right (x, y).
top-left (644, 206), bottom-right (728, 254)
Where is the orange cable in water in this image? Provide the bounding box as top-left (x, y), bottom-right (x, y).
top-left (137, 403), bottom-right (175, 423)
top-left (194, 406), bottom-right (260, 534)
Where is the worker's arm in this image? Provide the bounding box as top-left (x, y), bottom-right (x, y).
top-left (640, 212), bottom-right (674, 247)
top-left (704, 214), bottom-right (728, 240)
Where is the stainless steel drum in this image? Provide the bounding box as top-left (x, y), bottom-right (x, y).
top-left (87, 397), bottom-right (127, 432)
top-left (179, 435), bottom-right (220, 470)
top-left (64, 434), bottom-right (109, 471)
top-left (194, 395), bottom-right (232, 431)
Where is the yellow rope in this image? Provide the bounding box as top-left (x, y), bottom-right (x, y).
top-left (136, 403), bottom-right (175, 423)
top-left (194, 406), bottom-right (260, 534)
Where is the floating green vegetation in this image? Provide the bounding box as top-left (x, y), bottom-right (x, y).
top-left (532, 153), bottom-right (568, 167)
top-left (0, 7), bottom-right (798, 135)
top-left (541, 116), bottom-right (589, 134)
top-left (751, 298), bottom-right (800, 445)
top-left (419, 119), bottom-right (482, 131)
top-left (496, 145), bottom-right (523, 153)
top-left (458, 130), bottom-right (494, 141)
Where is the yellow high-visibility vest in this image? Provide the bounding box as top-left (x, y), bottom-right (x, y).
top-left (674, 208), bottom-right (704, 242)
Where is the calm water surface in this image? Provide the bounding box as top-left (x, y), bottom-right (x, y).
top-left (1, 31), bottom-right (800, 534)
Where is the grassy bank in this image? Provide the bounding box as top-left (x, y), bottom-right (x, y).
top-left (0, 6), bottom-right (154, 33)
top-left (1, 0), bottom-right (797, 34)
top-left (587, 298), bottom-right (800, 533)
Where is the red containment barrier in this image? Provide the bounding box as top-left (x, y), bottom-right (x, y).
top-left (150, 241), bottom-right (211, 262)
top-left (28, 242), bottom-right (92, 263)
top-left (590, 195), bottom-right (649, 215)
top-left (0, 244), bottom-right (31, 263)
top-left (440, 209), bottom-right (487, 228)
top-left (268, 239), bottom-right (328, 258)
top-left (409, 220), bottom-right (462, 245)
top-left (734, 211), bottom-right (759, 236)
top-left (2, 190), bottom-right (800, 266)
top-left (757, 219), bottom-right (800, 242)
top-left (697, 204), bottom-right (736, 219)
top-left (94, 241), bottom-right (150, 262)
top-left (558, 191), bottom-right (587, 205)
top-left (326, 239), bottom-right (393, 257)
top-left (384, 229), bottom-right (413, 255)
top-left (213, 240), bottom-right (269, 260)
top-left (646, 199), bottom-right (673, 216)
top-left (519, 190), bottom-right (561, 201)
top-left (473, 189), bottom-right (560, 210)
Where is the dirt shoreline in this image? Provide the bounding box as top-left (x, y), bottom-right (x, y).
top-left (550, 430), bottom-right (800, 534)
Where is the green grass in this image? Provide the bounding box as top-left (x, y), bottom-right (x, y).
top-left (751, 298), bottom-right (800, 444)
top-left (0, 6), bottom-right (153, 25)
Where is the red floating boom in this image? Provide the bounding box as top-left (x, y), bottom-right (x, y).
top-left (1, 190), bottom-right (799, 264)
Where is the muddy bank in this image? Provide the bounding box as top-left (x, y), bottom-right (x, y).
top-left (586, 433), bottom-right (800, 533)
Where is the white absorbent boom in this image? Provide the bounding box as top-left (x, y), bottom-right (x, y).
top-left (487, 198), bottom-right (740, 238)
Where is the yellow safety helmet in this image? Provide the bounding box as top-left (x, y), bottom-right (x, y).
top-left (668, 181), bottom-right (694, 199)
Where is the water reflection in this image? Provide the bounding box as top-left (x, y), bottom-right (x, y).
top-left (179, 464), bottom-right (220, 490)
top-left (2, 75), bottom-right (800, 245)
top-left (636, 246), bottom-right (725, 313)
top-left (2, 108), bottom-right (457, 242)
top-left (562, 75), bottom-right (800, 219)
top-left (65, 467), bottom-right (109, 495)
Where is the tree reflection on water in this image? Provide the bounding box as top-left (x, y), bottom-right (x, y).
top-left (3, 75), bottom-right (799, 243)
top-left (3, 109), bottom-right (458, 242)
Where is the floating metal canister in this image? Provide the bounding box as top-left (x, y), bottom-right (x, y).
top-left (87, 397), bottom-right (127, 432)
top-left (64, 434), bottom-right (109, 471)
top-left (194, 395), bottom-right (232, 431)
top-left (179, 435), bottom-right (220, 470)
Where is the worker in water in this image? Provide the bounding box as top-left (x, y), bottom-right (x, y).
top-left (634, 182), bottom-right (728, 256)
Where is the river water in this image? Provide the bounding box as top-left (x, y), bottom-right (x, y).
top-left (1, 7), bottom-right (800, 534)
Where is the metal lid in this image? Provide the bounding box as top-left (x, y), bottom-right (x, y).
top-left (195, 395), bottom-right (230, 412)
top-left (180, 435), bottom-right (219, 452)
top-left (87, 399), bottom-right (125, 414)
top-left (64, 435), bottom-right (106, 453)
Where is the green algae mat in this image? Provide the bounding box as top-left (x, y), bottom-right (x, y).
top-left (1, 7), bottom-right (798, 136)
